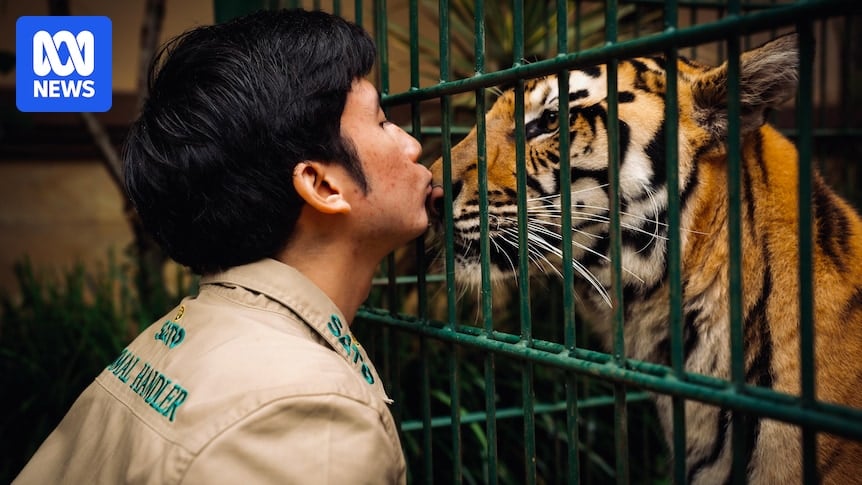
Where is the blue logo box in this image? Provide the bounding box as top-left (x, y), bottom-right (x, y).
top-left (16, 16), bottom-right (112, 113)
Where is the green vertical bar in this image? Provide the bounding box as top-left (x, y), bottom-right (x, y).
top-left (406, 0), bottom-right (433, 481)
top-left (555, 0), bottom-right (579, 482)
top-left (332, 0), bottom-right (341, 15)
top-left (689, 6), bottom-right (697, 59)
top-left (437, 1), bottom-right (461, 482)
top-left (512, 0), bottom-right (530, 341)
top-left (374, 0), bottom-right (388, 95)
top-left (605, 1), bottom-right (622, 365)
top-left (438, 0), bottom-right (455, 333)
top-left (511, 1), bottom-right (536, 483)
top-left (473, 1), bottom-right (497, 482)
top-left (354, 0), bottom-right (362, 28)
top-left (796, 21), bottom-right (818, 485)
top-left (843, 16), bottom-right (856, 208)
top-left (725, 2), bottom-right (746, 483)
top-left (817, 20), bottom-right (827, 127)
top-left (605, 1), bottom-right (628, 484)
top-left (372, 0), bottom-right (400, 457)
top-left (408, 0), bottom-right (422, 319)
top-left (420, 337), bottom-right (433, 483)
top-left (574, 0), bottom-right (582, 53)
top-left (475, 0), bottom-right (491, 340)
top-left (663, 2), bottom-right (687, 484)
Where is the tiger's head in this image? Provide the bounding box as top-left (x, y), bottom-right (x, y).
top-left (428, 34), bottom-right (799, 306)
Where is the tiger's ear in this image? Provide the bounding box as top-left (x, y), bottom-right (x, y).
top-left (692, 33), bottom-right (799, 139)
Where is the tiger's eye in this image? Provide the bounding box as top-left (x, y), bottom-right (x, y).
top-left (542, 110), bottom-right (559, 131)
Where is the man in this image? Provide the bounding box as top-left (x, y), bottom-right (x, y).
top-left (15, 8), bottom-right (430, 484)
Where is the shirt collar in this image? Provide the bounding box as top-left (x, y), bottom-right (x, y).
top-left (200, 258), bottom-right (392, 403)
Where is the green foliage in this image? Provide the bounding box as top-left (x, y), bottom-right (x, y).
top-left (387, 0), bottom-right (663, 112)
top-left (0, 256), bottom-right (192, 482)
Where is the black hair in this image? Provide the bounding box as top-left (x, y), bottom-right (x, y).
top-left (123, 9), bottom-right (376, 274)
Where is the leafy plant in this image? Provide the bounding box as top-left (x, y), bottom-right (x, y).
top-left (0, 256), bottom-right (193, 482)
top-left (387, 0), bottom-right (663, 112)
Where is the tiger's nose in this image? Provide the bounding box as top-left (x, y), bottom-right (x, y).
top-left (427, 184), bottom-right (445, 220)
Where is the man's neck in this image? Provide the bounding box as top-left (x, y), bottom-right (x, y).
top-left (277, 242), bottom-right (380, 325)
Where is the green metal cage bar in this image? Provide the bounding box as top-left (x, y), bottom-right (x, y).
top-left (796, 19), bottom-right (817, 485)
top-left (509, 2), bottom-right (538, 483)
top-left (724, 2), bottom-right (747, 483)
top-left (382, 0), bottom-right (850, 106)
top-left (662, 1), bottom-right (686, 482)
top-left (209, 0), bottom-right (862, 482)
top-left (555, 0), bottom-right (579, 481)
top-left (362, 308), bottom-right (862, 441)
top-left (329, 0), bottom-right (861, 482)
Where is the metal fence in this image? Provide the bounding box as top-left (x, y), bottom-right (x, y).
top-left (234, 0), bottom-right (862, 483)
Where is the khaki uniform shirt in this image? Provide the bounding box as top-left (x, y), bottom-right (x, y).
top-left (14, 258), bottom-right (406, 484)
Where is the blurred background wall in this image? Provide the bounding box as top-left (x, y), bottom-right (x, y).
top-left (0, 0), bottom-right (215, 295)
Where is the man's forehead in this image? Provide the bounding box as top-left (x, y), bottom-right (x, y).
top-left (349, 78), bottom-right (382, 111)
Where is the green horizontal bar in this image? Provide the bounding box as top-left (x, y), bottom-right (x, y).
top-left (381, 0), bottom-right (854, 107)
top-left (628, 0), bottom-right (785, 9)
top-left (371, 274), bottom-right (446, 286)
top-left (400, 392), bottom-right (651, 432)
top-left (406, 125), bottom-right (472, 136)
top-left (780, 128), bottom-right (862, 139)
top-left (357, 309), bottom-right (862, 441)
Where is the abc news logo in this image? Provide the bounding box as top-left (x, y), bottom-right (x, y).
top-left (16, 16), bottom-right (112, 112)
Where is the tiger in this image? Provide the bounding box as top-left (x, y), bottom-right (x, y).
top-left (427, 34), bottom-right (862, 484)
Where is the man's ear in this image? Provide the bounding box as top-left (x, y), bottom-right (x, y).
top-left (692, 33), bottom-right (799, 140)
top-left (293, 161), bottom-right (352, 214)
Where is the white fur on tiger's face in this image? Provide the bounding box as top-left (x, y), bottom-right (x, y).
top-left (429, 34), bottom-right (862, 484)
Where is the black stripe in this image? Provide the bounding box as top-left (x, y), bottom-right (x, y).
top-left (580, 66), bottom-right (601, 78)
top-left (570, 166), bottom-right (608, 188)
top-left (450, 180), bottom-right (463, 201)
top-left (627, 58), bottom-right (650, 74)
top-left (578, 104), bottom-right (600, 135)
top-left (742, 150), bottom-right (758, 241)
top-left (644, 123), bottom-right (667, 188)
top-left (652, 306), bottom-right (701, 367)
top-left (652, 336), bottom-right (670, 366)
top-left (743, 260), bottom-right (774, 389)
top-left (571, 89), bottom-right (589, 101)
top-left (684, 307), bottom-right (701, 360)
top-left (752, 129), bottom-right (769, 185)
top-left (687, 408), bottom-right (730, 483)
top-left (726, 249), bottom-right (775, 484)
top-left (576, 102), bottom-right (630, 173)
top-left (526, 174), bottom-right (550, 197)
top-left (647, 55), bottom-right (667, 70)
top-left (618, 119), bottom-right (631, 169)
top-left (842, 286), bottom-right (862, 321)
top-left (813, 176), bottom-right (852, 273)
top-left (618, 91), bottom-right (635, 103)
top-left (722, 412), bottom-right (760, 485)
top-left (580, 234), bottom-right (610, 269)
top-left (680, 146), bottom-right (705, 212)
